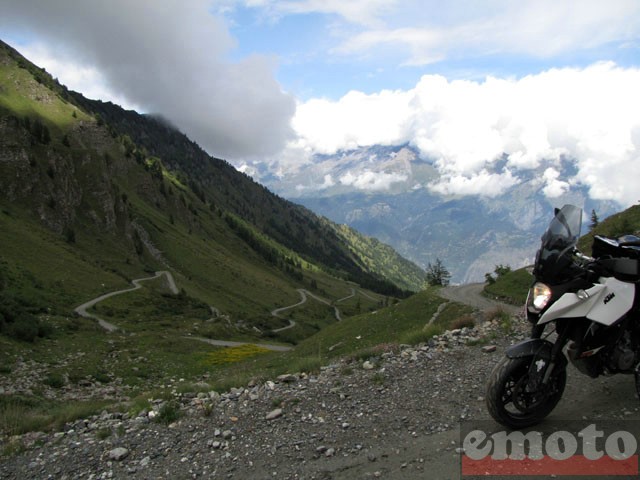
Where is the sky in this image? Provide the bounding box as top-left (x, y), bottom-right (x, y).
top-left (1, 0), bottom-right (640, 206)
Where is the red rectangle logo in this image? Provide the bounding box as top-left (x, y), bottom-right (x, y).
top-left (462, 455), bottom-right (638, 476)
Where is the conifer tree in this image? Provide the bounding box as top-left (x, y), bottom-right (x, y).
top-left (590, 209), bottom-right (599, 231)
top-left (425, 258), bottom-right (451, 287)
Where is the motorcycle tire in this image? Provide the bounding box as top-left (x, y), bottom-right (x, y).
top-left (486, 355), bottom-right (566, 429)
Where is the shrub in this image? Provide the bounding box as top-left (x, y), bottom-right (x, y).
top-left (401, 324), bottom-right (444, 345)
top-left (96, 427), bottom-right (112, 440)
top-left (155, 401), bottom-right (181, 425)
top-left (0, 292), bottom-right (51, 342)
top-left (371, 372), bottom-right (385, 385)
top-left (43, 373), bottom-right (65, 389)
top-left (93, 371), bottom-right (112, 384)
top-left (201, 344), bottom-right (270, 366)
top-left (450, 315), bottom-right (475, 330)
top-left (485, 307), bottom-right (513, 333)
top-left (6, 313), bottom-right (40, 342)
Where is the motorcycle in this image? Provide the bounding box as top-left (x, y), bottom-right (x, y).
top-left (486, 204), bottom-right (640, 429)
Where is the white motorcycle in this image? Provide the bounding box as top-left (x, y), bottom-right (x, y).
top-left (486, 204), bottom-right (640, 428)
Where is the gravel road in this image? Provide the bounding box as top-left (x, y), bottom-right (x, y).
top-left (439, 283), bottom-right (521, 315)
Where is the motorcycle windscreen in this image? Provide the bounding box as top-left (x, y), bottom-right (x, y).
top-left (534, 205), bottom-right (582, 282)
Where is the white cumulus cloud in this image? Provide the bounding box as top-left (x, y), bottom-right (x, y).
top-left (542, 167), bottom-right (571, 198)
top-left (339, 170), bottom-right (408, 191)
top-left (293, 89), bottom-right (413, 154)
top-left (428, 169), bottom-right (520, 198)
top-left (335, 0), bottom-right (640, 66)
top-left (290, 62), bottom-right (640, 206)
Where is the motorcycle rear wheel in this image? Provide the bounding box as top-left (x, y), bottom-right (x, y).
top-left (486, 355), bottom-right (566, 429)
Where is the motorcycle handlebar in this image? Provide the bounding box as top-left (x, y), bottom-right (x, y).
top-left (573, 249), bottom-right (595, 263)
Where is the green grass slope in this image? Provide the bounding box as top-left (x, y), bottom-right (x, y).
top-left (579, 204), bottom-right (640, 254)
top-left (0, 39), bottom-right (388, 343)
top-left (328, 221), bottom-right (426, 291)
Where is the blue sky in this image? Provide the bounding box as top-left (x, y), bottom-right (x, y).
top-left (222, 0), bottom-right (640, 98)
top-left (1, 0), bottom-right (640, 206)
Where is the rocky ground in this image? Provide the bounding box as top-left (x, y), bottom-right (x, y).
top-left (2, 311), bottom-right (640, 479)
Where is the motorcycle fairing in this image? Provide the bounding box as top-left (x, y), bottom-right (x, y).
top-left (538, 277), bottom-right (635, 326)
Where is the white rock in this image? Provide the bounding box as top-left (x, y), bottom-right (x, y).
top-left (266, 408), bottom-right (283, 420)
top-left (108, 447), bottom-right (129, 461)
top-left (277, 374), bottom-right (297, 383)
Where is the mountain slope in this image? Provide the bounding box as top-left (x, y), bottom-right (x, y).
top-left (325, 220), bottom-right (425, 291)
top-left (62, 91), bottom-right (421, 294)
top-left (0, 39), bottom-right (422, 349)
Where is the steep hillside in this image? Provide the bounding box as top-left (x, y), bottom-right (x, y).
top-left (62, 89), bottom-right (420, 294)
top-left (326, 221), bottom-right (425, 292)
top-left (578, 203), bottom-right (640, 254)
top-left (0, 39), bottom-right (421, 351)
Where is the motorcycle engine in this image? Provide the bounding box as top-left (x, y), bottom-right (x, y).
top-left (607, 330), bottom-right (637, 372)
top-left (568, 323), bottom-right (640, 376)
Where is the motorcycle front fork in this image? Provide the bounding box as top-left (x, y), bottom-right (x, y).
top-left (529, 322), bottom-right (568, 386)
top-left (531, 323), bottom-right (544, 339)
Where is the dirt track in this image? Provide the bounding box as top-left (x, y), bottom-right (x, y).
top-left (439, 282), bottom-right (521, 314)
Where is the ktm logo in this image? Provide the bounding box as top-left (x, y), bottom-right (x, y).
top-left (604, 293), bottom-right (616, 305)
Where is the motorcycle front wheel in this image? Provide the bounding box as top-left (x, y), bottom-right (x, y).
top-left (486, 355), bottom-right (566, 429)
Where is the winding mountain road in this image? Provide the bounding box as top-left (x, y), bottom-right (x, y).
top-left (74, 271), bottom-right (178, 332)
top-left (74, 271), bottom-right (294, 351)
top-left (75, 272), bottom-right (365, 352)
top-left (270, 288), bottom-right (344, 333)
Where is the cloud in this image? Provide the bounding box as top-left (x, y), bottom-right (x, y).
top-left (239, 0), bottom-right (640, 64)
top-left (330, 0), bottom-right (640, 66)
top-left (293, 89), bottom-right (413, 154)
top-left (319, 174), bottom-right (336, 189)
top-left (339, 170), bottom-right (408, 191)
top-left (541, 168), bottom-right (570, 198)
top-left (14, 43), bottom-right (139, 112)
top-left (290, 62), bottom-right (640, 206)
top-left (0, 0), bottom-right (296, 160)
top-left (428, 170), bottom-right (520, 198)
top-left (237, 0), bottom-right (398, 27)
top-left (294, 173), bottom-right (336, 193)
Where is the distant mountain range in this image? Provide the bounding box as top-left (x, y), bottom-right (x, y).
top-left (244, 144), bottom-right (619, 283)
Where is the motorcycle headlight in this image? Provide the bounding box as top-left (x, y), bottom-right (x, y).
top-left (528, 282), bottom-right (552, 313)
